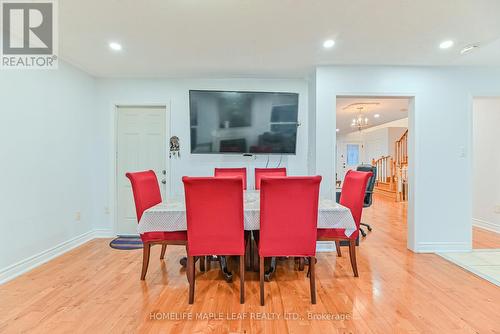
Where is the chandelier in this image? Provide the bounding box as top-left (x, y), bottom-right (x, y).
top-left (351, 106), bottom-right (369, 131)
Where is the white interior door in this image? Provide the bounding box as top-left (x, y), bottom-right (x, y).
top-left (116, 106), bottom-right (167, 235)
top-left (340, 141), bottom-right (363, 181)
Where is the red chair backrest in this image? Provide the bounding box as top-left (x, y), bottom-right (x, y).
top-left (182, 177), bottom-right (245, 256)
top-left (259, 176), bottom-right (322, 257)
top-left (340, 170), bottom-right (373, 237)
top-left (214, 167), bottom-right (247, 190)
top-left (254, 167), bottom-right (287, 190)
top-left (125, 170), bottom-right (162, 222)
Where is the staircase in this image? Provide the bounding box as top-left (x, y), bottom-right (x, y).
top-left (372, 130), bottom-right (408, 202)
top-left (372, 155), bottom-right (397, 200)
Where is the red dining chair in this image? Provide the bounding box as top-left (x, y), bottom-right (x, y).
top-left (182, 177), bottom-right (246, 304)
top-left (126, 170), bottom-right (187, 280)
top-left (317, 170), bottom-right (372, 277)
top-left (214, 167), bottom-right (247, 190)
top-left (215, 167), bottom-right (250, 269)
top-left (254, 167), bottom-right (287, 190)
top-left (258, 176), bottom-right (322, 305)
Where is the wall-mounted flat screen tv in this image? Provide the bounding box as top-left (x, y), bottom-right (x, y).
top-left (189, 90), bottom-right (299, 154)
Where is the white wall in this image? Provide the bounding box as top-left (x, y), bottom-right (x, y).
top-left (472, 98), bottom-right (500, 233)
top-left (307, 73), bottom-right (316, 175)
top-left (0, 62), bottom-right (99, 280)
top-left (365, 128), bottom-right (389, 162)
top-left (314, 66), bottom-right (500, 252)
top-left (94, 78), bottom-right (308, 232)
top-left (339, 128), bottom-right (388, 165)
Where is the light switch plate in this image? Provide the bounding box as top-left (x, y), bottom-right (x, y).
top-left (459, 146), bottom-right (466, 158)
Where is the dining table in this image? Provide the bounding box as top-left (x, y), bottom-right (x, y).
top-left (138, 190), bottom-right (356, 281)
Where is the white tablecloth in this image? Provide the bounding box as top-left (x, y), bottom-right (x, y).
top-left (138, 191), bottom-right (356, 237)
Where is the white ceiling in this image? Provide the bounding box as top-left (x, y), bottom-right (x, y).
top-left (336, 97), bottom-right (409, 134)
top-left (59, 0), bottom-right (500, 78)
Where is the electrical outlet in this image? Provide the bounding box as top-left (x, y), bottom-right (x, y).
top-left (104, 206), bottom-right (110, 215)
top-left (75, 211), bottom-right (81, 221)
top-left (494, 205), bottom-right (500, 214)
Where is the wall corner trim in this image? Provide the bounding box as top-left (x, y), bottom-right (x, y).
top-left (414, 241), bottom-right (471, 253)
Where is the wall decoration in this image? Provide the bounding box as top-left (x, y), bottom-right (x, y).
top-left (169, 136), bottom-right (180, 158)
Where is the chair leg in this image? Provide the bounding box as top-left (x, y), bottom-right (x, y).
top-left (348, 239), bottom-right (359, 277)
top-left (141, 242), bottom-right (151, 280)
top-left (245, 232), bottom-right (252, 270)
top-left (160, 244), bottom-right (167, 260)
top-left (206, 256), bottom-right (211, 271)
top-left (259, 256), bottom-right (265, 306)
top-left (335, 241), bottom-right (342, 257)
top-left (360, 222), bottom-right (372, 231)
top-left (239, 255), bottom-right (245, 304)
top-left (199, 256), bottom-right (206, 272)
top-left (306, 257), bottom-right (318, 278)
top-left (309, 256), bottom-right (316, 304)
top-left (252, 231), bottom-right (260, 272)
top-left (187, 256), bottom-right (195, 304)
top-left (185, 254), bottom-right (191, 284)
top-left (298, 257), bottom-right (305, 271)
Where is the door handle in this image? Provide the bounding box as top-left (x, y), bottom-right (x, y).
top-left (161, 179), bottom-right (166, 184)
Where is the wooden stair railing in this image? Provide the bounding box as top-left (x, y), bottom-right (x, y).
top-left (395, 129), bottom-right (408, 202)
top-left (371, 129), bottom-right (409, 202)
top-left (371, 156), bottom-right (395, 190)
top-left (395, 129), bottom-right (408, 167)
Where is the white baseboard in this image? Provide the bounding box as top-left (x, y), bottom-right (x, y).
top-left (0, 229), bottom-right (115, 285)
top-left (316, 241), bottom-right (335, 252)
top-left (473, 218), bottom-right (500, 234)
top-left (415, 241), bottom-right (471, 253)
top-left (93, 228), bottom-right (114, 238)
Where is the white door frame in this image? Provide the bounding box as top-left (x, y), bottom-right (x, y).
top-left (110, 102), bottom-right (171, 236)
top-left (470, 95), bottom-right (500, 234)
top-left (335, 93), bottom-right (416, 251)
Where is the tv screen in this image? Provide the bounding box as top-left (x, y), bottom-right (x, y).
top-left (189, 90), bottom-right (299, 154)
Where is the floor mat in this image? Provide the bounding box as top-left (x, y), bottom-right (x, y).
top-left (109, 236), bottom-right (143, 250)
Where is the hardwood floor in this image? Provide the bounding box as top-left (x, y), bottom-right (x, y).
top-left (1, 195), bottom-right (499, 333)
top-left (473, 226), bottom-right (500, 249)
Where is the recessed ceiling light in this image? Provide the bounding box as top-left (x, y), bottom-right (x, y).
top-left (460, 44), bottom-right (480, 55)
top-left (323, 39), bottom-right (335, 49)
top-left (336, 128), bottom-right (340, 132)
top-left (109, 42), bottom-right (122, 51)
top-left (374, 114), bottom-right (380, 118)
top-left (439, 40), bottom-right (454, 49)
